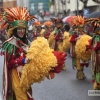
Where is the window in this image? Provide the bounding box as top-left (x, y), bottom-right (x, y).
top-left (38, 2), bottom-right (44, 10)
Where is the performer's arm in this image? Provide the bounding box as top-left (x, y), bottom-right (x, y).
top-left (7, 53), bottom-right (25, 69)
top-left (70, 33), bottom-right (78, 43)
top-left (6, 48), bottom-right (26, 69)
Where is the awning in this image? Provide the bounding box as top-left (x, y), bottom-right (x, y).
top-left (87, 0), bottom-right (100, 6)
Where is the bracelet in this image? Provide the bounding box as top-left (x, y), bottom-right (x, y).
top-left (15, 60), bottom-right (18, 66)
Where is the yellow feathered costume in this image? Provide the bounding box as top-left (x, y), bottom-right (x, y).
top-left (20, 37), bottom-right (58, 92)
top-left (40, 29), bottom-right (45, 37)
top-left (75, 34), bottom-right (92, 61)
top-left (58, 31), bottom-right (71, 52)
top-left (48, 31), bottom-right (70, 52)
top-left (75, 34), bottom-right (92, 79)
top-left (48, 31), bottom-right (55, 49)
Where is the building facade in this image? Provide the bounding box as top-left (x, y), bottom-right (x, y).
top-left (52, 0), bottom-right (100, 17)
top-left (29, 0), bottom-right (49, 15)
top-left (16, 0), bottom-right (29, 9)
top-left (0, 0), bottom-right (17, 12)
top-left (3, 0), bottom-right (16, 8)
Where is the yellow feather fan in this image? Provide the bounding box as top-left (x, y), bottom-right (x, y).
top-left (20, 37), bottom-right (57, 92)
top-left (40, 29), bottom-right (45, 37)
top-left (63, 32), bottom-right (71, 52)
top-left (48, 31), bottom-right (55, 49)
top-left (75, 34), bottom-right (92, 61)
top-left (58, 32), bottom-right (70, 52)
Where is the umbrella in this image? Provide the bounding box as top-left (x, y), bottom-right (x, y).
top-left (62, 16), bottom-right (71, 22)
top-left (65, 16), bottom-right (75, 23)
top-left (86, 12), bottom-right (100, 18)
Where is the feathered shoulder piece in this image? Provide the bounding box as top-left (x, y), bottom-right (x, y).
top-left (1, 37), bottom-right (20, 53)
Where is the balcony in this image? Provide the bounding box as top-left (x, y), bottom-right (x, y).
top-left (87, 0), bottom-right (100, 7)
top-left (92, 0), bottom-right (100, 3)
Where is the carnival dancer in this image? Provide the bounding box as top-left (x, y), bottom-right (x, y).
top-left (58, 23), bottom-right (71, 70)
top-left (88, 18), bottom-right (100, 90)
top-left (48, 18), bottom-right (67, 70)
top-left (0, 7), bottom-right (37, 100)
top-left (0, 7), bottom-right (66, 100)
top-left (48, 18), bottom-right (64, 50)
top-left (32, 21), bottom-right (41, 40)
top-left (70, 16), bottom-right (92, 79)
top-left (40, 21), bottom-right (54, 39)
top-left (58, 23), bottom-right (71, 56)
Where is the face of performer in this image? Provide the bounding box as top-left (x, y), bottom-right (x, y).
top-left (47, 26), bottom-right (53, 31)
top-left (36, 26), bottom-right (40, 29)
top-left (57, 23), bottom-right (63, 29)
top-left (78, 27), bottom-right (84, 33)
top-left (17, 27), bottom-right (26, 38)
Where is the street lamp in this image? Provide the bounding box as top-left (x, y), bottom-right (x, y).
top-left (61, 0), bottom-right (66, 17)
top-left (77, 0), bottom-right (79, 15)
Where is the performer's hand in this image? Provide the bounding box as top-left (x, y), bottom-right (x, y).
top-left (16, 66), bottom-right (23, 72)
top-left (75, 36), bottom-right (81, 40)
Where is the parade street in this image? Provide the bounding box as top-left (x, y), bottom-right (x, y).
top-left (0, 53), bottom-right (100, 100)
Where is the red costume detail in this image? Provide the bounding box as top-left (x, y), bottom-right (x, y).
top-left (86, 39), bottom-right (93, 50)
top-left (33, 30), bottom-right (41, 38)
top-left (94, 42), bottom-right (100, 51)
top-left (7, 48), bottom-right (25, 69)
top-left (5, 47), bottom-right (26, 97)
top-left (29, 99), bottom-right (34, 100)
top-left (0, 51), bottom-right (5, 56)
top-left (70, 32), bottom-right (78, 43)
top-left (52, 51), bottom-right (66, 73)
top-left (91, 79), bottom-right (95, 83)
top-left (44, 31), bottom-right (52, 39)
top-left (54, 31), bottom-right (63, 50)
top-left (80, 63), bottom-right (89, 67)
top-left (55, 31), bottom-right (63, 41)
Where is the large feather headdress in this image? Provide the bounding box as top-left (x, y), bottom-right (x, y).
top-left (85, 18), bottom-right (100, 33)
top-left (0, 6), bottom-right (37, 37)
top-left (44, 21), bottom-right (53, 27)
top-left (70, 15), bottom-right (85, 28)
